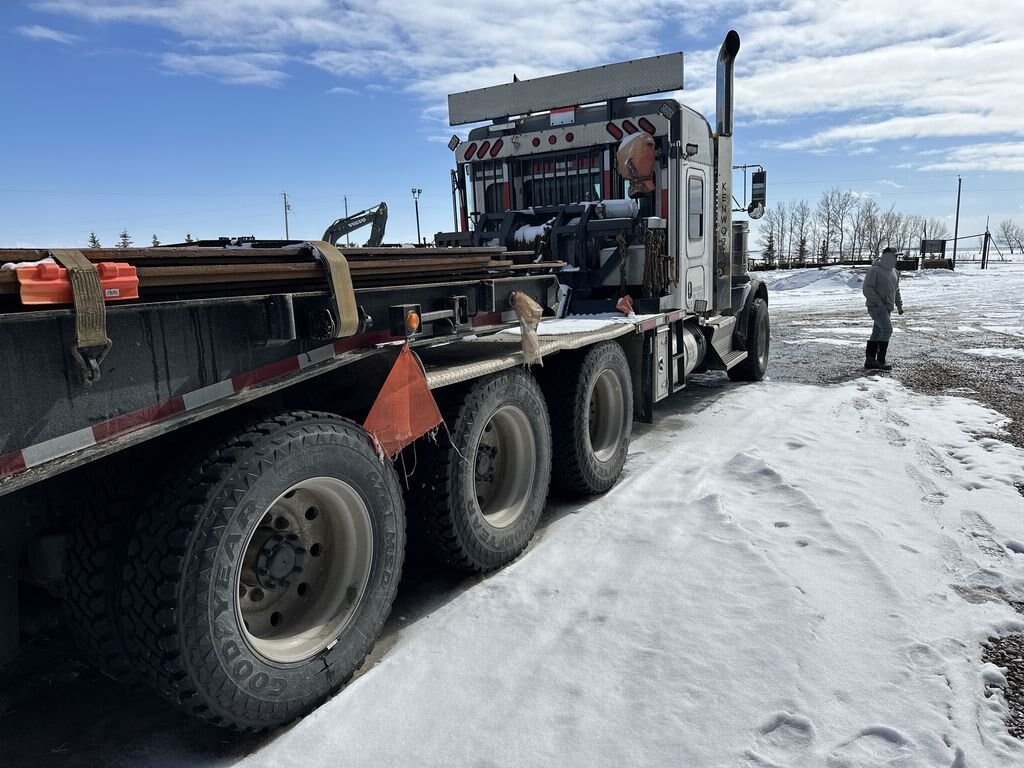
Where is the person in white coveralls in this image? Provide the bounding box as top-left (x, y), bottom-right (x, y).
top-left (862, 246), bottom-right (905, 370)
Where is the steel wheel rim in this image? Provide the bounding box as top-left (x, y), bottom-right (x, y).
top-left (473, 405), bottom-right (537, 528)
top-left (237, 477), bottom-right (373, 664)
top-left (589, 368), bottom-right (625, 462)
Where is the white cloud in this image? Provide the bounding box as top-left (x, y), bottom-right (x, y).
top-left (17, 24), bottom-right (78, 44)
top-left (326, 86), bottom-right (357, 96)
top-left (29, 0), bottom-right (1024, 163)
top-left (161, 52), bottom-right (289, 86)
top-left (917, 142), bottom-right (1024, 173)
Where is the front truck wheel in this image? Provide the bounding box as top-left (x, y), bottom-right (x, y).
top-left (412, 369), bottom-right (552, 572)
top-left (548, 341), bottom-right (633, 496)
top-left (728, 297), bottom-right (770, 382)
top-left (119, 411), bottom-right (405, 731)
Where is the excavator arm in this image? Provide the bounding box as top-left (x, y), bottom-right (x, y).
top-left (322, 202), bottom-right (388, 247)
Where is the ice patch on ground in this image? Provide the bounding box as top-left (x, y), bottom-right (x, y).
top-left (783, 338), bottom-right (862, 347)
top-left (963, 348), bottom-right (1024, 361)
top-left (799, 326), bottom-right (870, 336)
top-left (982, 325), bottom-right (1024, 338)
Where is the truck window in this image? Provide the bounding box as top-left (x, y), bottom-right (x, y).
top-left (468, 159), bottom-right (505, 214)
top-left (484, 182), bottom-right (505, 213)
top-left (512, 148), bottom-right (603, 209)
top-left (688, 176), bottom-right (704, 239)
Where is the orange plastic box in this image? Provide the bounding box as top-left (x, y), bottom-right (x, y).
top-left (16, 261), bottom-right (139, 305)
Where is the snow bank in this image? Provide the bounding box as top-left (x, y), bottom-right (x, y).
top-left (763, 265), bottom-right (863, 292)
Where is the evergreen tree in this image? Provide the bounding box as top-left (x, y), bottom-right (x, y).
top-left (762, 229), bottom-right (776, 267)
top-left (151, 234), bottom-right (161, 247)
top-left (184, 233), bottom-right (194, 244)
top-left (797, 235), bottom-right (809, 262)
top-left (88, 232), bottom-right (101, 248)
top-left (117, 229), bottom-right (133, 248)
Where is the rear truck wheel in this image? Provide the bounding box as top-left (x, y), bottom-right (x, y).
top-left (728, 297), bottom-right (770, 382)
top-left (548, 341), bottom-right (633, 496)
top-left (413, 369), bottom-right (552, 572)
top-left (119, 411), bottom-right (405, 731)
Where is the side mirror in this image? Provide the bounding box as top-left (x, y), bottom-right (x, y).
top-left (748, 170), bottom-right (766, 218)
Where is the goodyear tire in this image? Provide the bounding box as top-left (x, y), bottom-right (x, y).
top-left (64, 481), bottom-right (135, 682)
top-left (412, 369), bottom-right (552, 572)
top-left (548, 341), bottom-right (633, 496)
top-left (728, 297), bottom-right (770, 382)
top-left (119, 411), bottom-right (405, 731)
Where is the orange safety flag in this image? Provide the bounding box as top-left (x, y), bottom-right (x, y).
top-left (363, 345), bottom-right (443, 458)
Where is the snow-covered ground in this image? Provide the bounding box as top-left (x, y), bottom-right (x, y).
top-left (234, 264), bottom-right (1024, 768)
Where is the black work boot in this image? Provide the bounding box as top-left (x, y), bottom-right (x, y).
top-left (876, 341), bottom-right (893, 371)
top-left (864, 341), bottom-right (879, 369)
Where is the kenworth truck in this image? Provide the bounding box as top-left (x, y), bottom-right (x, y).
top-left (0, 31), bottom-right (768, 731)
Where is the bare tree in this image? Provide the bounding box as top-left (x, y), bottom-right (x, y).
top-left (997, 219), bottom-right (1022, 254)
top-left (922, 217), bottom-right (951, 241)
top-left (776, 201), bottom-right (790, 266)
top-left (833, 190), bottom-right (858, 261)
top-left (794, 200), bottom-right (812, 263)
top-left (878, 205), bottom-right (900, 254)
top-left (850, 198), bottom-right (879, 261)
top-left (895, 214), bottom-right (922, 253)
top-left (815, 188), bottom-right (839, 263)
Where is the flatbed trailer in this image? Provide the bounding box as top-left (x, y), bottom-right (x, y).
top-left (0, 30), bottom-right (770, 732)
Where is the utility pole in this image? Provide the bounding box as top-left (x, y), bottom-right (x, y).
top-left (952, 175), bottom-right (961, 268)
top-left (344, 196), bottom-right (351, 246)
top-left (981, 218), bottom-right (991, 270)
top-left (282, 192), bottom-right (291, 239)
top-left (411, 188), bottom-right (423, 245)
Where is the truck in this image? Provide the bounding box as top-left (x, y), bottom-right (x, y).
top-left (0, 30), bottom-right (768, 731)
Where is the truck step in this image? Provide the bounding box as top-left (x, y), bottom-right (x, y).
top-left (720, 349), bottom-right (748, 368)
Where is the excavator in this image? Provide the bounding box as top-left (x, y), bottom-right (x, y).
top-left (322, 201), bottom-right (388, 247)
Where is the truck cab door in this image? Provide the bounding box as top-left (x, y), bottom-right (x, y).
top-left (684, 168), bottom-right (710, 312)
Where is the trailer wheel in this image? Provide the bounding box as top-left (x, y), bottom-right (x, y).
top-left (65, 494), bottom-right (134, 682)
top-left (413, 369), bottom-right (552, 572)
top-left (549, 341), bottom-right (633, 495)
top-left (728, 297), bottom-right (770, 382)
top-left (119, 411), bottom-right (404, 731)
top-left (62, 467), bottom-right (143, 682)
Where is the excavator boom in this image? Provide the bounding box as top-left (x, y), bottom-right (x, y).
top-left (322, 202), bottom-right (388, 247)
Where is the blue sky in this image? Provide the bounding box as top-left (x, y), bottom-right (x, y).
top-left (2, 0), bottom-right (1022, 251)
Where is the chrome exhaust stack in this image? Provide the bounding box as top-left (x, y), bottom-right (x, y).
top-left (713, 30), bottom-right (740, 310)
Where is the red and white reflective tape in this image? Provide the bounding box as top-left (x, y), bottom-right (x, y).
top-left (638, 310), bottom-right (683, 332)
top-left (0, 311), bottom-right (516, 483)
top-left (0, 331), bottom-right (386, 481)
